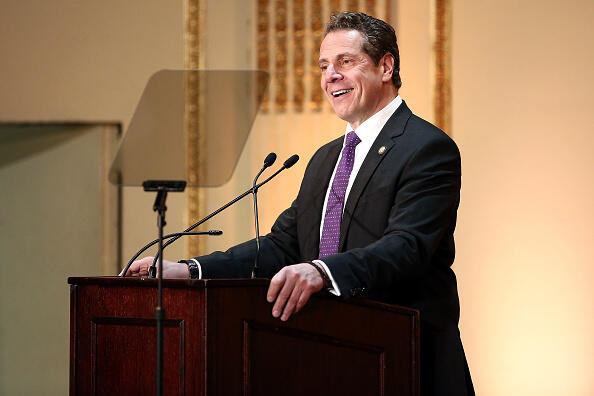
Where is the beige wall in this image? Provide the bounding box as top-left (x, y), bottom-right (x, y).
top-left (395, 0), bottom-right (434, 121)
top-left (0, 0), bottom-right (184, 125)
top-left (0, 2), bottom-right (185, 394)
top-left (0, 124), bottom-right (118, 395)
top-left (395, 1), bottom-right (594, 394)
top-left (451, 0), bottom-right (594, 394)
top-left (0, 0), bottom-right (187, 266)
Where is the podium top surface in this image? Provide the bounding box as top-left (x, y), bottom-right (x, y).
top-left (68, 276), bottom-right (418, 317)
top-left (68, 276), bottom-right (269, 289)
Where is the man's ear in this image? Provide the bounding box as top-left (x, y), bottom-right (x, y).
top-left (380, 54), bottom-right (395, 82)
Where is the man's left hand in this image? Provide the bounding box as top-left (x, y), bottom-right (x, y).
top-left (267, 263), bottom-right (325, 321)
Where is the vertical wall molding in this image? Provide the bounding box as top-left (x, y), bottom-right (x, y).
top-left (184, 0), bottom-right (206, 258)
top-left (257, 0), bottom-right (271, 112)
top-left (101, 124), bottom-right (121, 274)
top-left (293, 0), bottom-right (306, 112)
top-left (274, 0), bottom-right (289, 112)
top-left (434, 0), bottom-right (452, 135)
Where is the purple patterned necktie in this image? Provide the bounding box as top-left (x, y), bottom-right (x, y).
top-left (319, 131), bottom-right (361, 258)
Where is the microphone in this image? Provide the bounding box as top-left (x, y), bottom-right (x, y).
top-left (283, 154), bottom-right (299, 168)
top-left (139, 153), bottom-right (300, 275)
top-left (263, 152), bottom-right (277, 168)
top-left (251, 153), bottom-right (277, 278)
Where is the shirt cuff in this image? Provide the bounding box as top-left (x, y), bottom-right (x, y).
top-left (189, 258), bottom-right (202, 279)
top-left (312, 259), bottom-right (341, 297)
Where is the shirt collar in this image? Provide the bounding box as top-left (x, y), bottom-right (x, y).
top-left (345, 95), bottom-right (402, 145)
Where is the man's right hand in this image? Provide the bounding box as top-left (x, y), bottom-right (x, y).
top-left (119, 256), bottom-right (190, 278)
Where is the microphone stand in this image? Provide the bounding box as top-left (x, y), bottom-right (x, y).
top-left (143, 179), bottom-right (186, 396)
top-left (251, 171), bottom-right (264, 278)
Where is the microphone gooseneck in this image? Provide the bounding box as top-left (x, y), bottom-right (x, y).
top-left (251, 153), bottom-right (277, 278)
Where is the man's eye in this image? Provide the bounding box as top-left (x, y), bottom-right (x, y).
top-left (320, 65), bottom-right (328, 71)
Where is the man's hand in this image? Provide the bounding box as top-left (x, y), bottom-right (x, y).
top-left (119, 256), bottom-right (190, 278)
top-left (266, 263), bottom-right (326, 321)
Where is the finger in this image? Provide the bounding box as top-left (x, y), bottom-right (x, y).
top-left (124, 257), bottom-right (153, 277)
top-left (141, 257), bottom-right (155, 275)
top-left (267, 270), bottom-right (286, 303)
top-left (137, 264), bottom-right (149, 277)
top-left (119, 262), bottom-right (135, 276)
top-left (133, 257), bottom-right (150, 277)
top-left (120, 263), bottom-right (135, 277)
top-left (295, 287), bottom-right (313, 314)
top-left (280, 282), bottom-right (304, 321)
top-left (272, 271), bottom-right (296, 318)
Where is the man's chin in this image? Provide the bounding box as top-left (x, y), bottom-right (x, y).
top-left (329, 105), bottom-right (352, 123)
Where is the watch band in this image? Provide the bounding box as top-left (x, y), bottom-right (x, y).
top-left (178, 259), bottom-right (200, 279)
top-left (305, 260), bottom-right (330, 287)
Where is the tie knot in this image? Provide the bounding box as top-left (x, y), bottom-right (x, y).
top-left (345, 131), bottom-right (361, 148)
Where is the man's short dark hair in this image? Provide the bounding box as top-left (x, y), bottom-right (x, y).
top-left (325, 11), bottom-right (402, 89)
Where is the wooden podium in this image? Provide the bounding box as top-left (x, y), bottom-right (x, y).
top-left (69, 277), bottom-right (419, 395)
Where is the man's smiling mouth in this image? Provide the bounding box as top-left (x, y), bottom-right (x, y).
top-left (332, 89), bottom-right (353, 97)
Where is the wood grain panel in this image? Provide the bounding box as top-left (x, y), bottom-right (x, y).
top-left (243, 320), bottom-right (385, 395)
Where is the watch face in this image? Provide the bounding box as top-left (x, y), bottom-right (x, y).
top-left (179, 260), bottom-right (199, 279)
top-left (188, 263), bottom-right (199, 279)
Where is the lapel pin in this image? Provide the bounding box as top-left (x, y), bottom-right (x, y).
top-left (378, 146), bottom-right (386, 155)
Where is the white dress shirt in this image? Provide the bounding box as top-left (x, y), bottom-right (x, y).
top-left (315, 95), bottom-right (402, 296)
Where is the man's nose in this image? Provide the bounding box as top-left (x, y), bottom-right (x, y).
top-left (324, 64), bottom-right (342, 83)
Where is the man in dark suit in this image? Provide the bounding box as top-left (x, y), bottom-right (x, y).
top-left (126, 11), bottom-right (474, 395)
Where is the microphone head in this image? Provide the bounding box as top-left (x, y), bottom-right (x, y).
top-left (263, 152), bottom-right (277, 168)
top-left (283, 154), bottom-right (300, 168)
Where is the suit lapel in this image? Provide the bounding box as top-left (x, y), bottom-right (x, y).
top-left (338, 102), bottom-right (413, 251)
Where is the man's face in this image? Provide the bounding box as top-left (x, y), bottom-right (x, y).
top-left (319, 29), bottom-right (389, 129)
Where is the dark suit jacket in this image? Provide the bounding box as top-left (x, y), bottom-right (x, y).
top-left (198, 102), bottom-right (474, 395)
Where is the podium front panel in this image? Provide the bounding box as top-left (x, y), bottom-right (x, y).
top-left (69, 277), bottom-right (207, 396)
top-left (69, 277), bottom-right (418, 396)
